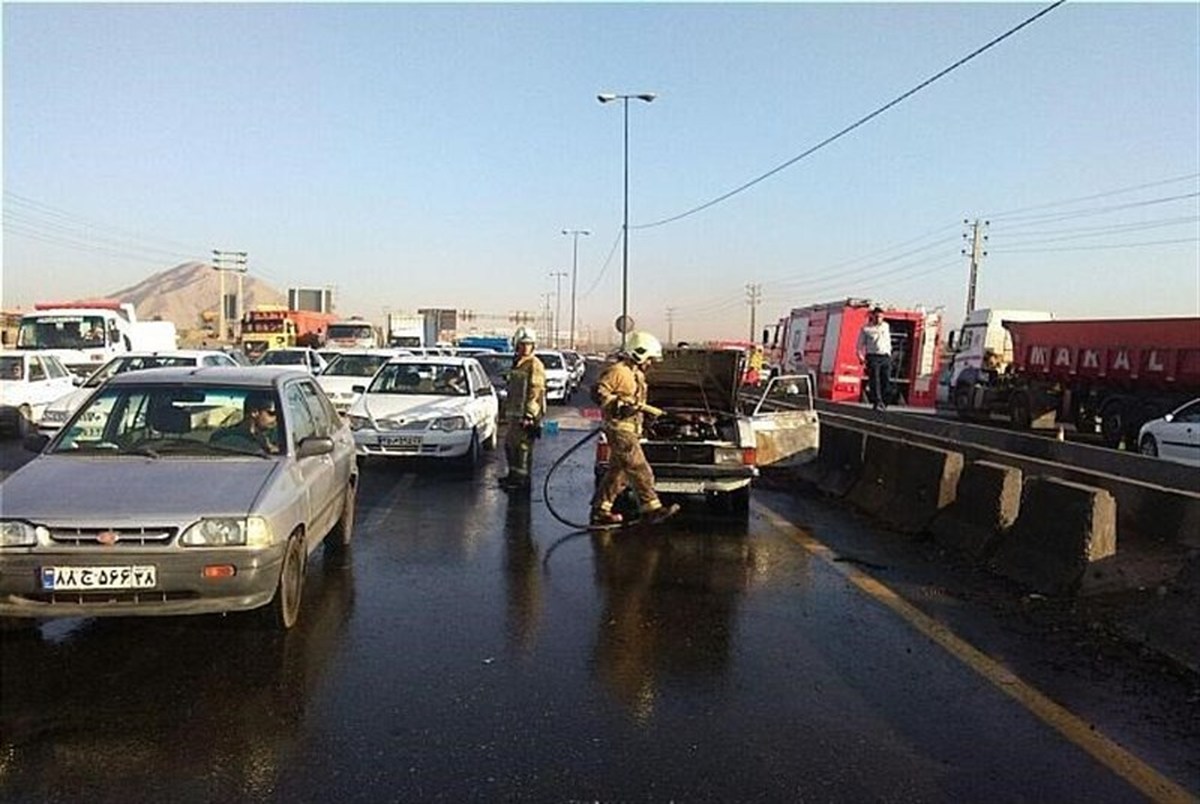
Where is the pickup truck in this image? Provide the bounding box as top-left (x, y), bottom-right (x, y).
top-left (595, 347), bottom-right (819, 518)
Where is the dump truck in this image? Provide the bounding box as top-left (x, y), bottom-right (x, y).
top-left (240, 306), bottom-right (337, 360)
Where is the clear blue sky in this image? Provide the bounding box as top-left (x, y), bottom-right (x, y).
top-left (4, 2), bottom-right (1198, 343)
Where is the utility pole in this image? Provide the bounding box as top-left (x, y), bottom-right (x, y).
top-left (212, 250), bottom-right (248, 342)
top-left (549, 271), bottom-right (568, 349)
top-left (562, 229), bottom-right (591, 350)
top-left (541, 293), bottom-right (553, 344)
top-left (961, 219), bottom-right (988, 315)
top-left (665, 307), bottom-right (677, 345)
top-left (745, 283), bottom-right (762, 344)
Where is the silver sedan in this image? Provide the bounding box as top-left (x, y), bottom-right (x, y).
top-left (0, 367), bottom-right (358, 630)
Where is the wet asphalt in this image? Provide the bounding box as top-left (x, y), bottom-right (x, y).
top-left (1, 408), bottom-right (1198, 802)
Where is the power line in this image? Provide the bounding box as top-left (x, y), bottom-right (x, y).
top-left (993, 215), bottom-right (1199, 246)
top-left (632, 1), bottom-right (1067, 230)
top-left (980, 192), bottom-right (1199, 227)
top-left (991, 236), bottom-right (1199, 254)
top-left (982, 172), bottom-right (1200, 220)
top-left (4, 191), bottom-right (208, 255)
top-left (578, 227), bottom-right (623, 300)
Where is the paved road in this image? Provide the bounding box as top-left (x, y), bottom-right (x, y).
top-left (1, 417), bottom-right (1197, 802)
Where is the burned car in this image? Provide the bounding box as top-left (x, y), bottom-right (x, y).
top-left (595, 347), bottom-right (818, 516)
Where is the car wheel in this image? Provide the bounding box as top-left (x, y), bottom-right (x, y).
top-left (460, 431), bottom-right (481, 472)
top-left (1139, 434), bottom-right (1159, 458)
top-left (483, 417), bottom-right (499, 450)
top-left (325, 481), bottom-right (357, 556)
top-left (15, 405), bottom-right (33, 438)
top-left (263, 532), bottom-right (306, 630)
top-left (729, 486), bottom-right (751, 516)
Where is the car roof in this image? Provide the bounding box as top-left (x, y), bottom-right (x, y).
top-left (384, 355), bottom-right (478, 366)
top-left (104, 366), bottom-right (311, 388)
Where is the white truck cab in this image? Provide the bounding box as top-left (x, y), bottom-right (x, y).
top-left (16, 300), bottom-right (178, 378)
top-left (948, 308), bottom-right (1053, 388)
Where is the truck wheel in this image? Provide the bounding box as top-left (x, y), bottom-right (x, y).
top-left (953, 386), bottom-right (972, 418)
top-left (1100, 400), bottom-right (1126, 449)
top-left (1009, 393), bottom-right (1032, 430)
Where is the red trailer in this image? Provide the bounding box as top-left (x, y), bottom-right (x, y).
top-left (766, 299), bottom-right (944, 408)
top-left (958, 316), bottom-right (1200, 446)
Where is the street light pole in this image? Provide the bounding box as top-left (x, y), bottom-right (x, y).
top-left (549, 271), bottom-right (567, 349)
top-left (598, 91), bottom-right (656, 348)
top-left (561, 229), bottom-right (590, 350)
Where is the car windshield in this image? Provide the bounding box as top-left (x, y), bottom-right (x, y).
top-left (0, 356), bottom-right (24, 380)
top-left (475, 353), bottom-right (514, 380)
top-left (84, 355), bottom-right (199, 387)
top-left (51, 384), bottom-right (287, 457)
top-left (369, 363), bottom-right (469, 396)
top-left (537, 353), bottom-right (564, 370)
top-left (16, 315), bottom-right (109, 350)
top-left (323, 354), bottom-right (390, 378)
top-left (257, 351), bottom-right (305, 366)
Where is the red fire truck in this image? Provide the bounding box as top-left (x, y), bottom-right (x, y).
top-left (765, 299), bottom-right (944, 408)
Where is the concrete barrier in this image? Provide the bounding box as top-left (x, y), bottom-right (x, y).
top-left (814, 425), bottom-right (866, 497)
top-left (847, 435), bottom-right (963, 533)
top-left (930, 460), bottom-right (1022, 560)
top-left (991, 476), bottom-right (1117, 596)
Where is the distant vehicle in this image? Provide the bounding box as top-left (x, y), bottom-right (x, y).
top-left (386, 312), bottom-right (426, 348)
top-left (38, 350), bottom-right (240, 434)
top-left (241, 306), bottom-right (337, 360)
top-left (347, 356), bottom-right (499, 469)
top-left (561, 349), bottom-right (586, 389)
top-left (474, 351), bottom-right (514, 402)
top-left (325, 319), bottom-right (381, 350)
top-left (317, 349), bottom-right (405, 415)
top-left (1138, 398), bottom-right (1200, 467)
top-left (534, 349), bottom-right (571, 403)
top-left (0, 351), bottom-right (77, 436)
top-left (949, 312), bottom-right (1200, 447)
top-left (764, 299), bottom-right (943, 408)
top-left (255, 347), bottom-right (328, 375)
top-left (455, 335), bottom-right (511, 353)
top-left (0, 366), bottom-right (359, 630)
top-left (594, 348), bottom-right (819, 518)
top-left (16, 299), bottom-right (178, 378)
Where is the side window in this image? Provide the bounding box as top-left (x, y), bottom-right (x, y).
top-left (469, 364), bottom-right (489, 391)
top-left (298, 381), bottom-right (333, 437)
top-left (1177, 402), bottom-right (1200, 424)
top-left (285, 384), bottom-right (317, 445)
top-left (28, 358), bottom-right (47, 382)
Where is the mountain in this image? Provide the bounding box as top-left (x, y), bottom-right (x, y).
top-left (108, 261), bottom-right (285, 332)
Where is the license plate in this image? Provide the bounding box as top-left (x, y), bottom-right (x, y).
top-left (41, 565), bottom-right (157, 591)
top-left (379, 435), bottom-right (422, 447)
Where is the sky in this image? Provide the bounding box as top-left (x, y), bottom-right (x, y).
top-left (3, 2), bottom-right (1198, 345)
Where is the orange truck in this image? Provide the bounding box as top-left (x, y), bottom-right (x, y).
top-left (241, 306), bottom-right (337, 360)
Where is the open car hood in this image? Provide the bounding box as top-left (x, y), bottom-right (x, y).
top-left (647, 348), bottom-right (742, 412)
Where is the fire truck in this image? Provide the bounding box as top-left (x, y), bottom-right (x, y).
top-left (240, 306), bottom-right (337, 360)
top-left (949, 312), bottom-right (1200, 447)
top-left (765, 299), bottom-right (944, 408)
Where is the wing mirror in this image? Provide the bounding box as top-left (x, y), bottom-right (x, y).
top-left (351, 385), bottom-right (366, 394)
top-left (295, 436), bottom-right (334, 458)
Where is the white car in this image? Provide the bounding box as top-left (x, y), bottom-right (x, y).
top-left (1138, 398), bottom-right (1200, 467)
top-left (347, 356), bottom-right (499, 468)
top-left (0, 351), bottom-right (77, 436)
top-left (318, 349), bottom-right (408, 415)
top-left (535, 350), bottom-right (572, 403)
top-left (38, 350), bottom-right (240, 434)
top-left (255, 348), bottom-right (328, 374)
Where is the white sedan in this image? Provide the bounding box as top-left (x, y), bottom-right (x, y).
top-left (347, 356), bottom-right (499, 468)
top-left (0, 351), bottom-right (78, 436)
top-left (1138, 398), bottom-right (1200, 467)
top-left (318, 349), bottom-right (409, 415)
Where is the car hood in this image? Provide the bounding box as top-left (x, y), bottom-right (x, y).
top-left (45, 386), bottom-right (95, 414)
top-left (0, 456), bottom-right (281, 521)
top-left (354, 393), bottom-right (468, 423)
top-left (318, 376), bottom-right (364, 396)
top-left (648, 349), bottom-right (742, 412)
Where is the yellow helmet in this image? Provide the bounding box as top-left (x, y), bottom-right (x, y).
top-left (624, 331), bottom-right (663, 364)
top-left (512, 327), bottom-right (536, 348)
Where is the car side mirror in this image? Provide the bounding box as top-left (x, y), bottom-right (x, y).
top-left (71, 375), bottom-right (85, 386)
top-left (351, 385), bottom-right (366, 394)
top-left (295, 435), bottom-right (334, 458)
top-left (23, 433), bottom-right (50, 453)
top-left (1163, 413), bottom-right (1174, 423)
top-left (476, 386), bottom-right (493, 397)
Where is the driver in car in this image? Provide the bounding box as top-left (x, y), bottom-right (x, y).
top-left (211, 391), bottom-right (281, 454)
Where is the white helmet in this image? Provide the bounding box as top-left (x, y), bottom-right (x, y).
top-left (512, 327), bottom-right (536, 348)
top-left (624, 331), bottom-right (663, 365)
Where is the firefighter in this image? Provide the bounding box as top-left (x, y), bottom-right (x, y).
top-left (590, 331), bottom-right (681, 527)
top-left (499, 327), bottom-right (546, 491)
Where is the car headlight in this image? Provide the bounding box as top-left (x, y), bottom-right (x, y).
top-left (0, 521), bottom-right (45, 547)
top-left (430, 416), bottom-right (467, 431)
top-left (347, 414), bottom-right (372, 431)
top-left (180, 517), bottom-right (273, 547)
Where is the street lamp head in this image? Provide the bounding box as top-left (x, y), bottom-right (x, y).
top-left (597, 93), bottom-right (617, 103)
top-left (635, 93), bottom-right (657, 103)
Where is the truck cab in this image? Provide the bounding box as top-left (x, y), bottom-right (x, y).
top-left (16, 300), bottom-right (176, 378)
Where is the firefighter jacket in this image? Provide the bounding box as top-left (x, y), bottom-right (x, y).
top-left (594, 358), bottom-right (648, 435)
top-left (502, 353), bottom-right (546, 423)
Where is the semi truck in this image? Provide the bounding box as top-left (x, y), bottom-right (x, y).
top-left (240, 306), bottom-right (337, 360)
top-left (16, 300), bottom-right (178, 378)
top-left (386, 312), bottom-right (426, 348)
top-left (764, 299), bottom-right (944, 408)
top-left (325, 318), bottom-right (382, 349)
top-left (948, 310), bottom-right (1200, 448)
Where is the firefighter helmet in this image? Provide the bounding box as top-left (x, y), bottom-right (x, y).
top-left (512, 327), bottom-right (536, 348)
top-left (624, 331), bottom-right (663, 365)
